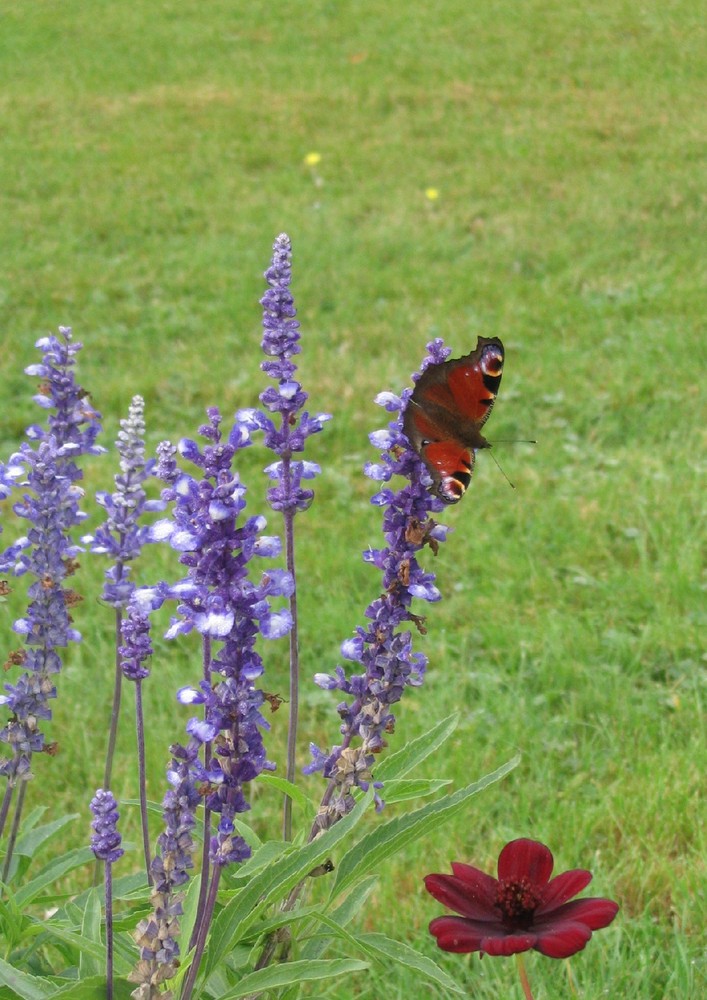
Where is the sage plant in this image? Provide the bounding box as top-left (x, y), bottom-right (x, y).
top-left (118, 602), bottom-right (155, 880)
top-left (0, 328), bottom-right (102, 860)
top-left (129, 406), bottom-right (294, 999)
top-left (239, 232), bottom-right (330, 839)
top-left (83, 394), bottom-right (162, 791)
top-left (90, 788), bottom-right (124, 1000)
top-left (305, 339), bottom-right (451, 829)
top-left (254, 340), bottom-right (453, 971)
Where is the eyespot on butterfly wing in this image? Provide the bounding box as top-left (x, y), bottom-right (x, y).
top-left (403, 336), bottom-right (504, 504)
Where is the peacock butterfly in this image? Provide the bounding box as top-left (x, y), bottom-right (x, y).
top-left (403, 336), bottom-right (504, 504)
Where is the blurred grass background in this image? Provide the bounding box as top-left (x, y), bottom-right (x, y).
top-left (0, 1), bottom-right (704, 996)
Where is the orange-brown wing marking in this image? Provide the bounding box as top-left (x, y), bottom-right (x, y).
top-left (446, 337), bottom-right (504, 427)
top-left (422, 441), bottom-right (475, 504)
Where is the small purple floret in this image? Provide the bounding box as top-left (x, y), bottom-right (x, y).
top-left (90, 788), bottom-right (124, 863)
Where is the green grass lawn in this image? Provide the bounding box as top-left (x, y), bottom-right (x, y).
top-left (1, 1), bottom-right (704, 997)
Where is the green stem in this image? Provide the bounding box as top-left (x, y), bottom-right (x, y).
top-left (516, 953), bottom-right (534, 1000)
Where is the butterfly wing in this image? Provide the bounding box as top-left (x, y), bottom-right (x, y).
top-left (403, 336), bottom-right (504, 503)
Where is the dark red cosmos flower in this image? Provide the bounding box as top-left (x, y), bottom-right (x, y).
top-left (424, 838), bottom-right (618, 959)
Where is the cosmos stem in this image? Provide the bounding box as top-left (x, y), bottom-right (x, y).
top-left (516, 953), bottom-right (534, 1000)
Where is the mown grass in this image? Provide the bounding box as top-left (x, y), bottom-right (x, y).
top-left (1, 1), bottom-right (705, 997)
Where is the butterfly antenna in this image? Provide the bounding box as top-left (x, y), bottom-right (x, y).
top-left (488, 448), bottom-right (516, 489)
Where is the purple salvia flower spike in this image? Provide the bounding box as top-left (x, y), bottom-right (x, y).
top-left (81, 394), bottom-right (162, 797)
top-left (134, 403), bottom-right (294, 994)
top-left (306, 340), bottom-right (452, 829)
top-left (244, 234), bottom-right (331, 845)
top-left (90, 788), bottom-right (123, 1000)
top-left (90, 787), bottom-right (124, 864)
top-left (120, 603), bottom-right (153, 681)
top-left (119, 600), bottom-right (154, 880)
top-left (237, 232), bottom-right (331, 515)
top-left (0, 329), bottom-right (101, 793)
top-left (83, 395), bottom-right (163, 607)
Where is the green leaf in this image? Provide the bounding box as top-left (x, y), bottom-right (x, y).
top-left (51, 975), bottom-right (134, 999)
top-left (14, 814), bottom-right (80, 861)
top-left (94, 872), bottom-right (147, 903)
top-left (257, 773), bottom-right (318, 816)
top-left (202, 791), bottom-right (372, 984)
top-left (360, 931), bottom-right (465, 995)
top-left (79, 888), bottom-right (103, 978)
top-left (176, 866), bottom-right (203, 962)
top-left (300, 875), bottom-right (379, 961)
top-left (224, 840), bottom-right (292, 886)
top-left (15, 848), bottom-right (94, 910)
top-left (215, 959), bottom-right (369, 999)
top-left (332, 756), bottom-right (520, 898)
top-left (0, 957), bottom-right (54, 1000)
top-left (382, 778), bottom-right (451, 803)
top-left (245, 903), bottom-right (320, 939)
top-left (33, 923), bottom-right (106, 967)
top-left (374, 713), bottom-right (459, 781)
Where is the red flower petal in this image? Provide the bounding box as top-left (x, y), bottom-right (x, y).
top-left (497, 838), bottom-right (554, 887)
top-left (534, 919), bottom-right (592, 958)
top-left (545, 896), bottom-right (620, 930)
top-left (538, 868), bottom-right (593, 912)
top-left (429, 916), bottom-right (537, 955)
top-left (450, 861), bottom-right (499, 906)
top-left (481, 932), bottom-right (537, 957)
top-left (428, 915), bottom-right (488, 953)
top-left (424, 872), bottom-right (500, 921)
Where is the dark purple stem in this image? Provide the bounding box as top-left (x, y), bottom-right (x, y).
top-left (94, 607), bottom-right (124, 887)
top-left (282, 457), bottom-right (299, 842)
top-left (103, 604), bottom-right (124, 792)
top-left (134, 678), bottom-right (152, 885)
top-left (105, 861), bottom-right (114, 1000)
top-left (1, 781), bottom-right (26, 882)
top-left (181, 865), bottom-right (222, 1000)
top-left (0, 782), bottom-right (13, 842)
top-left (189, 634), bottom-right (212, 951)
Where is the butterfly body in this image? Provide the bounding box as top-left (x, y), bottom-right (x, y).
top-left (403, 336), bottom-right (504, 504)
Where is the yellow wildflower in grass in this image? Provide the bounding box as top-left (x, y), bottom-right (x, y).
top-left (304, 152), bottom-right (322, 166)
top-left (425, 187), bottom-right (440, 201)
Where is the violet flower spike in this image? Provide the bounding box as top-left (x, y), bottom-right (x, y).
top-left (305, 339), bottom-right (452, 831)
top-left (243, 231), bottom-right (332, 514)
top-left (242, 233), bottom-right (331, 843)
top-left (129, 742), bottom-right (200, 1000)
top-left (136, 407), bottom-right (293, 999)
top-left (148, 409), bottom-right (291, 867)
top-left (90, 788), bottom-right (123, 1000)
top-left (119, 603), bottom-right (155, 880)
top-left (0, 329), bottom-right (101, 834)
top-left (83, 394), bottom-right (163, 608)
top-left (82, 395), bottom-right (163, 794)
top-left (90, 787), bottom-right (125, 864)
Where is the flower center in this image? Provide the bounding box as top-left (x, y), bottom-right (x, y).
top-left (495, 877), bottom-right (542, 928)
